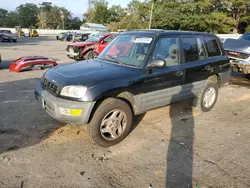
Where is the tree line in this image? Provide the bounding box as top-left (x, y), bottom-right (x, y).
top-left (1, 0), bottom-right (250, 33)
top-left (85, 0), bottom-right (250, 34)
top-left (0, 2), bottom-right (82, 29)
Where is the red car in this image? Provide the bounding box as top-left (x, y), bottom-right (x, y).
top-left (9, 56), bottom-right (58, 72)
top-left (66, 33), bottom-right (116, 60)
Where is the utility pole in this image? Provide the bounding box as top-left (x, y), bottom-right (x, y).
top-left (88, 0), bottom-right (91, 10)
top-left (149, 1), bottom-right (155, 29)
top-left (61, 14), bottom-right (65, 30)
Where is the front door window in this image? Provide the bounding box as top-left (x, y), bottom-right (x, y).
top-left (152, 37), bottom-right (180, 67)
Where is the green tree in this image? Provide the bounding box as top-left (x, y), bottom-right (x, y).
top-left (108, 5), bottom-right (126, 23)
top-left (152, 0), bottom-right (234, 33)
top-left (84, 0), bottom-right (110, 24)
top-left (6, 12), bottom-right (19, 27)
top-left (37, 2), bottom-right (52, 29)
top-left (16, 3), bottom-right (39, 28)
top-left (37, 2), bottom-right (72, 29)
top-left (220, 0), bottom-right (250, 33)
top-left (0, 8), bottom-right (8, 27)
top-left (69, 17), bottom-right (82, 30)
top-left (117, 0), bottom-right (151, 30)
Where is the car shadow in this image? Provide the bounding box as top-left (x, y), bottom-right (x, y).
top-left (130, 113), bottom-right (146, 133)
top-left (229, 72), bottom-right (250, 88)
top-left (0, 78), bottom-right (65, 153)
top-left (166, 84), bottom-right (195, 188)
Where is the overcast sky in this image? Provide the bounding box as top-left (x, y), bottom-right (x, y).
top-left (1, 0), bottom-right (133, 18)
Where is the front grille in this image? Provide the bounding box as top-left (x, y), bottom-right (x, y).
top-left (72, 47), bottom-right (79, 53)
top-left (41, 77), bottom-right (59, 95)
top-left (226, 50), bottom-right (250, 60)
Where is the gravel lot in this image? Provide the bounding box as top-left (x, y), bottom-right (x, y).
top-left (0, 37), bottom-right (250, 188)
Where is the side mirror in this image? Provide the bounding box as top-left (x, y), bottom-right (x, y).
top-left (147, 59), bottom-right (166, 68)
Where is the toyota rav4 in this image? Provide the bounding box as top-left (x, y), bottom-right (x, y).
top-left (35, 30), bottom-right (230, 147)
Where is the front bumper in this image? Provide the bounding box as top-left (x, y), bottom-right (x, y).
top-left (35, 81), bottom-right (95, 125)
top-left (66, 51), bottom-right (79, 58)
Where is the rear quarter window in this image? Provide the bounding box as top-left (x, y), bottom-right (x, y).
top-left (204, 36), bottom-right (221, 57)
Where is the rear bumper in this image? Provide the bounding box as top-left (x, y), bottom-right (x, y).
top-left (35, 81), bottom-right (95, 125)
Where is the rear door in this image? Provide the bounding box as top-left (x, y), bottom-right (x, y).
top-left (179, 36), bottom-right (210, 96)
top-left (142, 36), bottom-right (186, 111)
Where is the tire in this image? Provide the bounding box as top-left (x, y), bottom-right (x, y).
top-left (193, 80), bottom-right (219, 112)
top-left (88, 98), bottom-right (133, 147)
top-left (86, 51), bottom-right (98, 60)
top-left (13, 39), bottom-right (17, 43)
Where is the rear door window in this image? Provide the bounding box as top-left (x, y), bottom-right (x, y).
top-left (180, 37), bottom-right (206, 63)
top-left (204, 36), bottom-right (221, 57)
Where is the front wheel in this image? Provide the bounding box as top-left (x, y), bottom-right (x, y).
top-left (88, 98), bottom-right (133, 147)
top-left (193, 81), bottom-right (219, 112)
top-left (86, 51), bottom-right (98, 60)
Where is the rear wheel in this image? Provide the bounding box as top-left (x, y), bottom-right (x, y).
top-left (193, 80), bottom-right (219, 112)
top-left (88, 98), bottom-right (133, 147)
top-left (13, 39), bottom-right (17, 43)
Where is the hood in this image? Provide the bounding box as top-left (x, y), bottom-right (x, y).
top-left (224, 38), bottom-right (250, 54)
top-left (45, 59), bottom-right (143, 88)
top-left (70, 41), bottom-right (97, 47)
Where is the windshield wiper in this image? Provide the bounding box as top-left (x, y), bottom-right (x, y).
top-left (106, 55), bottom-right (126, 66)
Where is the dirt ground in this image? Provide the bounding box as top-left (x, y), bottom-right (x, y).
top-left (0, 37), bottom-right (250, 188)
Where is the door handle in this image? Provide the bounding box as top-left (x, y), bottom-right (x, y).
top-left (175, 71), bottom-right (184, 77)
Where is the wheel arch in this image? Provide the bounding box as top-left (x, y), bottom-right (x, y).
top-left (207, 74), bottom-right (221, 86)
top-left (87, 91), bottom-right (135, 124)
top-left (81, 46), bottom-right (95, 56)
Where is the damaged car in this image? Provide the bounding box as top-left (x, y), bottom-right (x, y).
top-left (224, 38), bottom-right (250, 77)
top-left (66, 33), bottom-right (116, 60)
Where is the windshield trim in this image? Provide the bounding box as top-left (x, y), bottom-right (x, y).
top-left (98, 33), bottom-right (155, 69)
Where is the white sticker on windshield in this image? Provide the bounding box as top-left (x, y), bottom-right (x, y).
top-left (134, 38), bottom-right (152, 43)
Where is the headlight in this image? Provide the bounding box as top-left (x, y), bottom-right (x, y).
top-left (60, 86), bottom-right (87, 99)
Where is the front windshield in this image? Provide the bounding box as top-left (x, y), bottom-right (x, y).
top-left (239, 34), bottom-right (250, 41)
top-left (86, 34), bottom-right (103, 42)
top-left (99, 34), bottom-right (153, 67)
